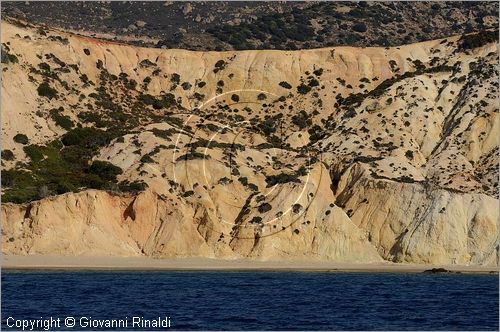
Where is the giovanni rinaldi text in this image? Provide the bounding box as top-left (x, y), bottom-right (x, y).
top-left (6, 316), bottom-right (172, 330)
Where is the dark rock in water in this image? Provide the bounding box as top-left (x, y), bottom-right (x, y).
top-left (423, 268), bottom-right (450, 274)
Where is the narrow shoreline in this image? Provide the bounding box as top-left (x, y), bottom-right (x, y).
top-left (2, 255), bottom-right (498, 274)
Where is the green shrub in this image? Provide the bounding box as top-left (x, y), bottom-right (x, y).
top-left (352, 22), bottom-right (367, 33)
top-left (458, 30), bottom-right (499, 51)
top-left (2, 138), bottom-right (125, 203)
top-left (50, 108), bottom-right (73, 130)
top-left (1, 170), bottom-right (37, 203)
top-left (1, 45), bottom-right (19, 64)
top-left (218, 177), bottom-right (231, 185)
top-left (7, 54), bottom-right (18, 64)
top-left (313, 68), bottom-right (323, 76)
top-left (37, 82), bottom-right (57, 99)
top-left (249, 216), bottom-right (263, 224)
top-left (88, 160), bottom-right (122, 181)
top-left (171, 73), bottom-right (180, 85)
top-left (265, 172), bottom-right (300, 187)
top-left (138, 93), bottom-right (155, 105)
top-left (81, 173), bottom-right (106, 189)
top-left (54, 180), bottom-right (77, 195)
top-left (279, 81), bottom-right (292, 89)
top-left (152, 128), bottom-right (176, 140)
top-left (1, 149), bottom-right (14, 161)
top-left (139, 93), bottom-right (177, 109)
top-left (182, 190), bottom-right (195, 197)
top-left (119, 180), bottom-right (148, 193)
top-left (308, 78), bottom-right (319, 87)
top-left (176, 152), bottom-right (210, 162)
top-left (308, 124), bottom-right (326, 143)
top-left (292, 203), bottom-right (303, 214)
top-left (13, 133), bottom-right (29, 145)
top-left (139, 59), bottom-right (156, 67)
top-left (23, 145), bottom-right (44, 162)
top-left (165, 116), bottom-right (187, 129)
top-left (247, 183), bottom-right (258, 191)
top-left (125, 79), bottom-right (137, 90)
top-left (2, 53), bottom-right (18, 64)
top-left (140, 155), bottom-right (155, 163)
top-left (257, 118), bottom-right (278, 136)
top-left (78, 111), bottom-right (107, 127)
top-left (258, 203), bottom-right (272, 213)
top-left (193, 92), bottom-right (205, 101)
top-left (291, 110), bottom-right (312, 129)
top-left (213, 60), bottom-right (226, 73)
top-left (61, 127), bottom-right (112, 148)
top-left (238, 177), bottom-right (248, 186)
top-left (396, 175), bottom-right (416, 183)
top-left (38, 62), bottom-right (50, 71)
top-left (297, 83), bottom-right (311, 94)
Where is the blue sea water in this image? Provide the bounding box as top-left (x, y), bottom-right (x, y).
top-left (1, 271), bottom-right (498, 331)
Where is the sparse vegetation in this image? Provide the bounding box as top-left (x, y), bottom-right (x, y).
top-left (458, 30), bottom-right (499, 51)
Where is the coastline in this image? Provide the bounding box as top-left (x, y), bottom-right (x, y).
top-left (2, 255), bottom-right (498, 274)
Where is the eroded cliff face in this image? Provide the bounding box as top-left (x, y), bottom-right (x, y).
top-left (1, 21), bottom-right (498, 265)
top-left (2, 166), bottom-right (497, 265)
top-left (333, 164), bottom-right (498, 265)
top-left (1, 179), bottom-right (383, 262)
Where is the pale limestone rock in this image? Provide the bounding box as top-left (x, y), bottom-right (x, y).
top-left (135, 20), bottom-right (146, 28)
top-left (182, 3), bottom-right (192, 15)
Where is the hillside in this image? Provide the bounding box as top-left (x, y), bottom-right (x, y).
top-left (2, 1), bottom-right (498, 50)
top-left (1, 20), bottom-right (498, 265)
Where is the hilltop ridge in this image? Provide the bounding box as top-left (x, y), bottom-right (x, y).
top-left (2, 1), bottom-right (498, 50)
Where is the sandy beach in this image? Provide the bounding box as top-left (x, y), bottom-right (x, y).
top-left (2, 255), bottom-right (497, 273)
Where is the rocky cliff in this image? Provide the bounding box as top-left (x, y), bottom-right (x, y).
top-left (1, 20), bottom-right (498, 265)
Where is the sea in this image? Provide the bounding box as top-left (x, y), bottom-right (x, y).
top-left (1, 271), bottom-right (498, 330)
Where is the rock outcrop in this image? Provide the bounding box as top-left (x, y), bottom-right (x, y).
top-left (1, 20), bottom-right (498, 265)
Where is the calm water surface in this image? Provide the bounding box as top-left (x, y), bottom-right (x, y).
top-left (2, 271), bottom-right (498, 330)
